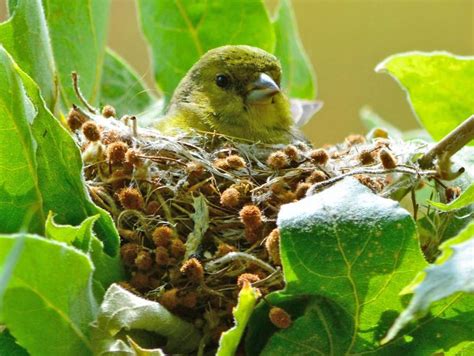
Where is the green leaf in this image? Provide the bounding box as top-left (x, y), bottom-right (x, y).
top-left (100, 48), bottom-right (157, 116)
top-left (138, 0), bottom-right (275, 102)
top-left (217, 283), bottom-right (260, 356)
top-left (246, 178), bottom-right (427, 354)
top-left (0, 46), bottom-right (119, 255)
top-left (185, 194), bottom-right (209, 260)
top-left (273, 0), bottom-right (316, 99)
top-left (429, 183), bottom-right (474, 211)
top-left (0, 0), bottom-right (57, 109)
top-left (0, 234), bottom-right (97, 355)
top-left (41, 0), bottom-right (110, 108)
top-left (91, 284), bottom-right (201, 354)
top-left (383, 221), bottom-right (474, 344)
top-left (0, 330), bottom-right (28, 356)
top-left (45, 211), bottom-right (98, 250)
top-left (376, 52), bottom-right (474, 143)
top-left (45, 213), bottom-right (124, 292)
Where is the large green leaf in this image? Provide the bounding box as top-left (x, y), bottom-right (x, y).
top-left (91, 284), bottom-right (201, 354)
top-left (246, 178), bottom-right (424, 354)
top-left (376, 52), bottom-right (474, 143)
top-left (0, 0), bottom-right (57, 109)
top-left (0, 234), bottom-right (97, 356)
top-left (384, 221), bottom-right (474, 344)
top-left (246, 178), bottom-right (473, 354)
top-left (100, 48), bottom-right (157, 117)
top-left (273, 0), bottom-right (316, 99)
top-left (41, 0), bottom-right (110, 108)
top-left (138, 0), bottom-right (275, 103)
top-left (0, 46), bottom-right (119, 255)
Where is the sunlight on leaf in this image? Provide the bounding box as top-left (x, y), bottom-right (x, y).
top-left (376, 52), bottom-right (474, 144)
top-left (429, 183), bottom-right (474, 212)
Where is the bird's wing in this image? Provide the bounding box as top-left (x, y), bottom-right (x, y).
top-left (290, 99), bottom-right (323, 127)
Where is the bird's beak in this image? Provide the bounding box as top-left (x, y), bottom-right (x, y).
top-left (246, 73), bottom-right (280, 104)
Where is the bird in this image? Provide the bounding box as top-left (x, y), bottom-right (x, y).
top-left (155, 45), bottom-right (298, 144)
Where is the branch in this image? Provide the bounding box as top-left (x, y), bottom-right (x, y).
top-left (418, 115), bottom-right (474, 171)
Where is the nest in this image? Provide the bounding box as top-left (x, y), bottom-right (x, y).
top-left (68, 103), bottom-right (433, 344)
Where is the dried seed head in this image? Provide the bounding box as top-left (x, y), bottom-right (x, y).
top-left (160, 288), bottom-right (179, 310)
top-left (306, 170), bottom-right (327, 184)
top-left (355, 175), bottom-right (384, 193)
top-left (237, 273), bottom-right (260, 289)
top-left (146, 201), bottom-right (161, 215)
top-left (152, 226), bottom-right (175, 247)
top-left (130, 271), bottom-right (150, 290)
top-left (120, 243), bottom-right (141, 267)
top-left (213, 158), bottom-right (230, 170)
top-left (117, 187), bottom-right (144, 210)
top-left (239, 205), bottom-right (262, 228)
top-left (295, 182), bottom-right (311, 199)
top-left (345, 134), bottom-right (366, 145)
top-left (102, 104), bottom-right (116, 118)
top-left (379, 148), bottom-right (397, 169)
top-left (309, 148), bottom-right (329, 165)
top-left (265, 228), bottom-right (281, 265)
top-left (276, 191), bottom-right (296, 204)
top-left (125, 149), bottom-right (142, 166)
top-left (170, 238), bottom-right (186, 259)
top-left (220, 187), bottom-right (240, 208)
top-left (155, 246), bottom-right (170, 266)
top-left (267, 151), bottom-right (289, 169)
top-left (226, 154), bottom-right (246, 169)
top-left (178, 291), bottom-right (198, 308)
top-left (244, 226), bottom-right (261, 244)
top-left (216, 243), bottom-right (236, 257)
top-left (135, 250), bottom-right (153, 271)
top-left (284, 145), bottom-right (300, 161)
top-left (445, 186), bottom-right (462, 202)
top-left (358, 150), bottom-right (376, 165)
top-left (101, 130), bottom-right (121, 145)
top-left (269, 307), bottom-right (292, 329)
top-left (82, 121), bottom-right (101, 141)
top-left (180, 258), bottom-right (204, 283)
top-left (186, 161), bottom-right (205, 177)
top-left (107, 141), bottom-right (128, 164)
top-left (67, 107), bottom-right (86, 131)
top-left (118, 228), bottom-right (138, 242)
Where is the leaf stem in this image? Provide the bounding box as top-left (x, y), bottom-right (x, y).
top-left (71, 72), bottom-right (97, 114)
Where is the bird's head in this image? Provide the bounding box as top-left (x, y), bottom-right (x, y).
top-left (168, 45), bottom-right (293, 142)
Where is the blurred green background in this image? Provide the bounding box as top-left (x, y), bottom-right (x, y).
top-left (1, 0), bottom-right (472, 144)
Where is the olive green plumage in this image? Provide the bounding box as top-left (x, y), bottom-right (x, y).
top-left (155, 45), bottom-right (295, 143)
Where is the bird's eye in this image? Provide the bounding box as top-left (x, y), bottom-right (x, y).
top-left (215, 74), bottom-right (230, 88)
